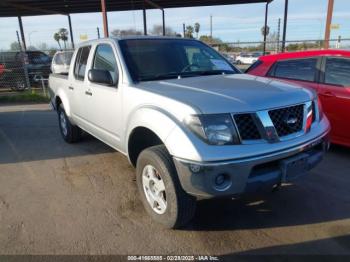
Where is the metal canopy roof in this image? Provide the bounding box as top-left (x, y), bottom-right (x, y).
top-left (0, 0), bottom-right (271, 17)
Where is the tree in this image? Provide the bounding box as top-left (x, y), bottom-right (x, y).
top-left (58, 28), bottom-right (68, 49)
top-left (199, 35), bottom-right (222, 45)
top-left (150, 25), bottom-right (176, 36)
top-left (194, 23), bottom-right (200, 39)
top-left (185, 25), bottom-right (194, 38)
top-left (199, 35), bottom-right (231, 51)
top-left (27, 46), bottom-right (37, 51)
top-left (266, 31), bottom-right (278, 52)
top-left (111, 28), bottom-right (142, 37)
top-left (10, 41), bottom-right (21, 51)
top-left (261, 25), bottom-right (270, 38)
top-left (53, 32), bottom-right (61, 50)
top-left (59, 28), bottom-right (69, 49)
top-left (37, 42), bottom-right (49, 51)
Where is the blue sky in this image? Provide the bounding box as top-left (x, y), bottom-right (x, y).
top-left (0, 0), bottom-right (349, 50)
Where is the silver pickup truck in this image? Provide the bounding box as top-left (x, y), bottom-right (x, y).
top-left (49, 37), bottom-right (330, 228)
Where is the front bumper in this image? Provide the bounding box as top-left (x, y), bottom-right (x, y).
top-left (173, 131), bottom-right (330, 198)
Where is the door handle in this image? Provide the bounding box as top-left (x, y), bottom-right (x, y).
top-left (68, 86), bottom-right (74, 90)
top-left (322, 91), bottom-right (335, 98)
top-left (85, 91), bottom-right (92, 96)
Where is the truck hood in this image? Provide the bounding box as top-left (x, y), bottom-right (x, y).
top-left (137, 74), bottom-right (313, 114)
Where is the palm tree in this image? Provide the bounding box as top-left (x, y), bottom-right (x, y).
top-left (194, 23), bottom-right (200, 39)
top-left (185, 25), bottom-right (194, 38)
top-left (261, 25), bottom-right (270, 38)
top-left (59, 28), bottom-right (69, 49)
top-left (53, 32), bottom-right (61, 50)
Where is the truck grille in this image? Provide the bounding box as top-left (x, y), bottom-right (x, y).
top-left (234, 114), bottom-right (261, 140)
top-left (268, 104), bottom-right (304, 137)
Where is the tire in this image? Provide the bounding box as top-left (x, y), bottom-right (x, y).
top-left (58, 105), bottom-right (81, 143)
top-left (11, 80), bottom-right (26, 91)
top-left (136, 145), bottom-right (196, 229)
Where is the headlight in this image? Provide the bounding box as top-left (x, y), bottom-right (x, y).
top-left (313, 96), bottom-right (324, 121)
top-left (184, 114), bottom-right (240, 145)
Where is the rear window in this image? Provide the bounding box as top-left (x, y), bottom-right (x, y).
top-left (54, 52), bottom-right (73, 65)
top-left (269, 58), bottom-right (318, 82)
top-left (324, 57), bottom-right (350, 87)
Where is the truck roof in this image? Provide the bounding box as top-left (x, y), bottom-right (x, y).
top-left (77, 36), bottom-right (196, 47)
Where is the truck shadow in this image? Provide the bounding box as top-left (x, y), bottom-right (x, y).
top-left (185, 145), bottom-right (350, 231)
top-left (0, 109), bottom-right (115, 164)
top-left (220, 235), bottom-right (350, 258)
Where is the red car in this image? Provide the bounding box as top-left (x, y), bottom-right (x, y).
top-left (247, 49), bottom-right (350, 147)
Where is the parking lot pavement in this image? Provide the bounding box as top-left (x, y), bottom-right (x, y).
top-left (0, 103), bottom-right (350, 255)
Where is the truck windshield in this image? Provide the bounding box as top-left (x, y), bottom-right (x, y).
top-left (119, 39), bottom-right (239, 82)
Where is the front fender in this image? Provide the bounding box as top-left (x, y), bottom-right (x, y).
top-left (125, 106), bottom-right (201, 161)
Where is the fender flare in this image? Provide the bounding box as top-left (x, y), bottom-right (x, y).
top-left (125, 106), bottom-right (201, 161)
top-left (55, 89), bottom-right (72, 117)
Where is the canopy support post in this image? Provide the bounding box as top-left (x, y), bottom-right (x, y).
top-left (67, 14), bottom-right (74, 48)
top-left (101, 0), bottom-right (109, 37)
top-left (281, 0), bottom-right (288, 52)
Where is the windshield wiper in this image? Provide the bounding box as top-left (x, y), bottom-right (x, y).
top-left (138, 72), bottom-right (180, 81)
top-left (193, 70), bottom-right (235, 76)
top-left (138, 70), bottom-right (235, 82)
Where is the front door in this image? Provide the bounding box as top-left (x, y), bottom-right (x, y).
top-left (318, 56), bottom-right (350, 145)
top-left (84, 43), bottom-right (123, 149)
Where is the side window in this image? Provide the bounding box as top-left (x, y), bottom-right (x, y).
top-left (324, 57), bottom-right (350, 87)
top-left (93, 44), bottom-right (118, 84)
top-left (74, 46), bottom-right (91, 80)
top-left (269, 58), bottom-right (318, 82)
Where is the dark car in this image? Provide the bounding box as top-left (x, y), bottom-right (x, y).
top-left (0, 51), bottom-right (51, 91)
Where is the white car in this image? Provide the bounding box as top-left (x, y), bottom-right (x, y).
top-left (235, 52), bottom-right (261, 65)
top-left (51, 51), bottom-right (74, 74)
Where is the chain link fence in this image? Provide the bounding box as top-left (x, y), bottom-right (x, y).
top-left (0, 50), bottom-right (56, 96)
top-left (1, 38), bottom-right (350, 92)
top-left (211, 38), bottom-right (350, 71)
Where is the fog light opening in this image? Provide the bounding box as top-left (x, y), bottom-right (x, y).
top-left (214, 173), bottom-right (232, 191)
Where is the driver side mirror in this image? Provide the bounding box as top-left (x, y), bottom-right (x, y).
top-left (88, 69), bottom-right (115, 86)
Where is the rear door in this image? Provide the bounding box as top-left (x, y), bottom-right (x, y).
top-left (69, 45), bottom-right (91, 122)
top-left (318, 56), bottom-right (350, 145)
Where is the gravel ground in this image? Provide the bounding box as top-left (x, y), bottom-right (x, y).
top-left (0, 103), bottom-right (349, 255)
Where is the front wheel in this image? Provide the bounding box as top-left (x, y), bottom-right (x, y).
top-left (58, 105), bottom-right (81, 143)
top-left (136, 145), bottom-right (196, 229)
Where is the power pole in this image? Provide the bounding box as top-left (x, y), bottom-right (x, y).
top-left (277, 18), bottom-right (281, 52)
top-left (183, 23), bottom-right (186, 38)
top-left (324, 0), bottom-right (334, 49)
